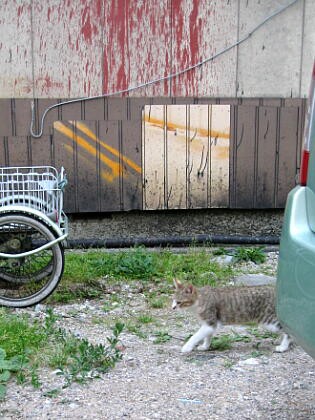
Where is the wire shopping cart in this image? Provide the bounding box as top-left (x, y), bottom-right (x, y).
top-left (0, 166), bottom-right (68, 307)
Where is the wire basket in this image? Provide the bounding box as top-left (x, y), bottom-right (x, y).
top-left (0, 166), bottom-right (67, 232)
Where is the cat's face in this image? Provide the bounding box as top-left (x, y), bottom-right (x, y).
top-left (172, 279), bottom-right (198, 310)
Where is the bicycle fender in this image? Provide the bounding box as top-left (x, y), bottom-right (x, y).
top-left (0, 205), bottom-right (65, 238)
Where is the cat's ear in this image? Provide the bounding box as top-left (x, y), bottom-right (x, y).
top-left (173, 278), bottom-right (183, 289)
top-left (186, 284), bottom-right (194, 294)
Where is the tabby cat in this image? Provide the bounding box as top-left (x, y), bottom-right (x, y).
top-left (172, 279), bottom-right (292, 353)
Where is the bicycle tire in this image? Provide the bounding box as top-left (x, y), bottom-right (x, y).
top-left (0, 213), bottom-right (64, 307)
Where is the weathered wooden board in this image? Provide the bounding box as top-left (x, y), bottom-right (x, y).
top-left (52, 119), bottom-right (142, 212)
top-left (232, 106), bottom-right (257, 209)
top-left (30, 135), bottom-right (53, 167)
top-left (53, 121), bottom-right (77, 212)
top-left (143, 104), bottom-right (165, 210)
top-left (256, 107), bottom-right (278, 208)
top-left (0, 138), bottom-right (6, 166)
top-left (0, 97), bottom-right (306, 212)
top-left (0, 100), bottom-right (13, 136)
top-left (120, 120), bottom-right (142, 210)
top-left (277, 107), bottom-right (299, 207)
top-left (7, 136), bottom-right (29, 167)
top-left (143, 104), bottom-right (230, 210)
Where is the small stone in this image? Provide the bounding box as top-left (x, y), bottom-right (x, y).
top-left (232, 274), bottom-right (276, 286)
top-left (212, 255), bottom-right (234, 265)
top-left (238, 358), bottom-right (260, 366)
top-left (34, 304), bottom-right (46, 313)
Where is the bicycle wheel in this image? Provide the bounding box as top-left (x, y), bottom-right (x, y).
top-left (0, 213), bottom-right (64, 307)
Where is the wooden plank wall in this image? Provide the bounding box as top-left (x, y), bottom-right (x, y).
top-left (0, 97), bottom-right (305, 212)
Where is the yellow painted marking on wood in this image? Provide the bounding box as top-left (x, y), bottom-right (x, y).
top-left (74, 121), bottom-right (141, 173)
top-left (63, 143), bottom-right (114, 181)
top-left (54, 121), bottom-right (121, 182)
top-left (143, 114), bottom-right (229, 139)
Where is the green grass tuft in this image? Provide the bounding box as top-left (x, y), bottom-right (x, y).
top-left (233, 246), bottom-right (266, 264)
top-left (0, 309), bottom-right (124, 399)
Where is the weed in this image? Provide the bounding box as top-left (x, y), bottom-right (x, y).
top-left (212, 247), bottom-right (228, 256)
top-left (102, 296), bottom-right (121, 313)
top-left (137, 314), bottom-right (154, 324)
top-left (250, 350), bottom-right (264, 358)
top-left (248, 327), bottom-right (279, 340)
top-left (0, 310), bottom-right (124, 398)
top-left (0, 348), bottom-right (28, 399)
top-left (43, 388), bottom-right (61, 398)
top-left (0, 312), bottom-right (46, 358)
top-left (114, 247), bottom-right (156, 279)
top-left (153, 331), bottom-right (171, 344)
top-left (210, 334), bottom-right (233, 351)
top-left (223, 358), bottom-right (235, 369)
top-left (54, 320), bottom-right (124, 387)
top-left (148, 296), bottom-right (168, 309)
top-left (230, 332), bottom-right (252, 343)
top-left (125, 322), bottom-right (147, 339)
top-left (234, 247), bottom-right (266, 264)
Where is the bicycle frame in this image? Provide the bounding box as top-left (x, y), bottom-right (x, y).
top-left (0, 166), bottom-right (69, 307)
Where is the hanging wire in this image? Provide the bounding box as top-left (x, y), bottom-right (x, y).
top-left (30, 0), bottom-right (299, 138)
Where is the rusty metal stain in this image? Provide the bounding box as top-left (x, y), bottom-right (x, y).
top-left (143, 104), bottom-right (230, 210)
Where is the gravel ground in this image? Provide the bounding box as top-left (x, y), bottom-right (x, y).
top-left (1, 250), bottom-right (315, 420)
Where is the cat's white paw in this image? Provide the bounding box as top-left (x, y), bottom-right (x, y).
top-left (197, 343), bottom-right (210, 351)
top-left (275, 335), bottom-right (292, 353)
top-left (275, 344), bottom-right (289, 353)
top-left (181, 343), bottom-right (194, 353)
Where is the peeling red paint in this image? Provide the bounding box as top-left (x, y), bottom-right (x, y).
top-left (0, 0), bottom-right (237, 98)
top-left (164, 49), bottom-right (171, 95)
top-left (190, 1), bottom-right (201, 63)
top-left (35, 75), bottom-right (63, 90)
top-left (17, 5), bottom-right (23, 18)
top-left (68, 77), bottom-right (71, 95)
top-left (171, 0), bottom-right (201, 96)
top-left (189, 1), bottom-right (202, 96)
top-left (103, 0), bottom-right (129, 94)
top-left (81, 6), bottom-right (93, 43)
top-left (96, 0), bottom-right (102, 17)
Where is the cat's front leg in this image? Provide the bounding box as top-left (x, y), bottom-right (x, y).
top-left (275, 333), bottom-right (292, 353)
top-left (181, 323), bottom-right (215, 353)
top-left (197, 336), bottom-right (212, 351)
